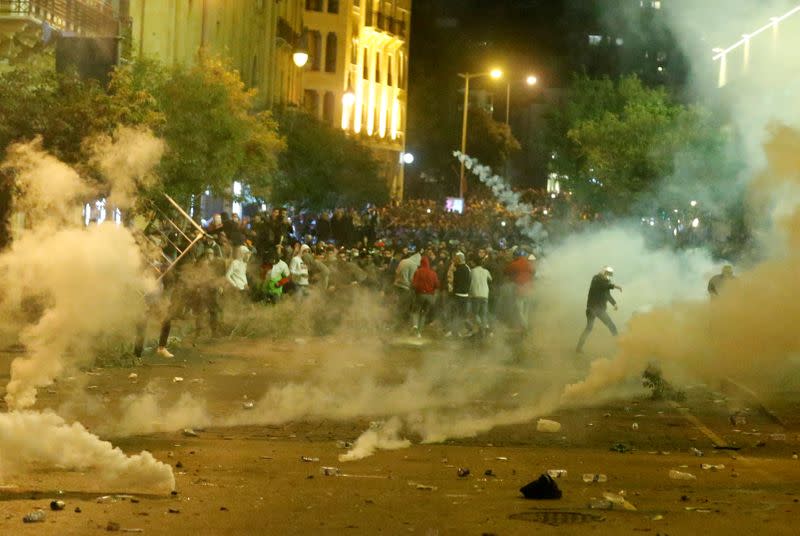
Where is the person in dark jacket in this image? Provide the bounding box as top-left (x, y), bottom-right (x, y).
top-left (450, 252), bottom-right (472, 336)
top-left (411, 256), bottom-right (439, 336)
top-left (576, 266), bottom-right (622, 353)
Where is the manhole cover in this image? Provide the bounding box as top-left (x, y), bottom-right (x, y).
top-left (509, 510), bottom-right (605, 526)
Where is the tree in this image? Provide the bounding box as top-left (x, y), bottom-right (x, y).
top-left (545, 74), bottom-right (735, 214)
top-left (466, 107), bottom-right (521, 171)
top-left (271, 110), bottom-right (386, 209)
top-left (110, 57), bottom-right (284, 201)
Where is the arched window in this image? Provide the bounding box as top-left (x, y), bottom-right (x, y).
top-left (308, 30), bottom-right (322, 71)
top-left (375, 52), bottom-right (381, 81)
top-left (325, 33), bottom-right (337, 73)
top-left (363, 48), bottom-right (369, 79)
top-left (304, 90), bottom-right (320, 117)
top-left (323, 92), bottom-right (336, 124)
top-left (305, 0), bottom-right (322, 12)
top-left (327, 0), bottom-right (339, 14)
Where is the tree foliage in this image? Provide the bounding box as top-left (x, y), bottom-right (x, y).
top-left (545, 74), bottom-right (735, 214)
top-left (466, 107), bottom-right (522, 172)
top-left (271, 110), bottom-right (387, 209)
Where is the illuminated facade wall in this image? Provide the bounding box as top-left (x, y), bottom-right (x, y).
top-left (125, 0), bottom-right (304, 107)
top-left (303, 0), bottom-right (411, 201)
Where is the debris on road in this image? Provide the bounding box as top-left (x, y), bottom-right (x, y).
top-left (242, 401), bottom-right (255, 410)
top-left (669, 469), bottom-right (697, 480)
top-left (602, 491), bottom-right (637, 511)
top-left (320, 466), bottom-right (340, 476)
top-left (520, 474), bottom-right (562, 500)
top-left (182, 428), bottom-right (199, 437)
top-left (50, 499), bottom-right (65, 510)
top-left (701, 464), bottom-right (725, 471)
top-left (128, 373), bottom-right (138, 380)
top-left (730, 414), bottom-right (747, 427)
top-left (457, 468), bottom-right (470, 477)
top-left (547, 469), bottom-right (568, 479)
top-left (300, 456), bottom-right (320, 462)
top-left (690, 447), bottom-right (704, 457)
top-left (536, 419), bottom-right (562, 433)
top-left (582, 473), bottom-right (608, 483)
top-left (22, 510), bottom-right (46, 523)
top-left (610, 443), bottom-right (632, 453)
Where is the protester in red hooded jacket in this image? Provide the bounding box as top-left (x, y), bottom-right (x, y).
top-left (411, 256), bottom-right (439, 336)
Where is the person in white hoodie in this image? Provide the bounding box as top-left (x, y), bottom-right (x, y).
top-left (290, 244), bottom-right (311, 295)
top-left (469, 256), bottom-right (493, 334)
top-left (393, 251), bottom-right (421, 326)
top-left (225, 245), bottom-right (250, 291)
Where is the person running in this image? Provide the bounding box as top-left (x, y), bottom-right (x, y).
top-left (576, 266), bottom-right (622, 353)
top-left (469, 256), bottom-right (493, 335)
top-left (708, 265), bottom-right (734, 297)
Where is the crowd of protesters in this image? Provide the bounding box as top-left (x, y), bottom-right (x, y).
top-left (136, 201), bottom-right (547, 356)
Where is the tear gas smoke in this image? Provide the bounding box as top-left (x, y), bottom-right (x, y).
top-left (1, 139), bottom-right (158, 409)
top-left (454, 151), bottom-right (547, 243)
top-left (0, 410), bottom-right (174, 493)
top-left (563, 0), bottom-right (800, 403)
top-left (339, 417), bottom-right (410, 462)
top-left (89, 127), bottom-right (165, 209)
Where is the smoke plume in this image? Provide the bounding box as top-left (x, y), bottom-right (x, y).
top-left (0, 410), bottom-right (174, 493)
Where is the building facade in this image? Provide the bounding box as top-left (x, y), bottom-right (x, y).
top-left (122, 0), bottom-right (304, 107)
top-left (303, 0), bottom-right (411, 201)
top-left (0, 0), bottom-right (117, 68)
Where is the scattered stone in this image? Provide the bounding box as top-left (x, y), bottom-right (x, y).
top-left (175, 461), bottom-right (183, 468)
top-left (582, 473), bottom-right (608, 483)
top-left (170, 491), bottom-right (178, 496)
top-left (320, 466), bottom-right (340, 476)
top-left (220, 507), bottom-right (228, 511)
top-left (182, 428), bottom-right (198, 437)
top-left (632, 423), bottom-right (639, 431)
top-left (547, 469), bottom-right (568, 479)
top-left (50, 499), bottom-right (65, 510)
top-left (130, 498), bottom-right (140, 504)
top-left (484, 469), bottom-right (495, 477)
top-left (652, 514), bottom-right (664, 521)
top-left (75, 507), bottom-right (82, 513)
top-left (457, 468), bottom-right (470, 477)
top-left (730, 414), bottom-right (747, 426)
top-left (520, 474), bottom-right (562, 500)
top-left (610, 443), bottom-right (632, 453)
top-left (242, 401), bottom-right (255, 410)
top-left (701, 464), bottom-right (725, 471)
top-left (107, 521), bottom-right (121, 531)
top-left (168, 508), bottom-right (180, 514)
top-left (602, 491), bottom-right (637, 511)
top-left (172, 377), bottom-right (184, 383)
top-left (690, 447), bottom-right (704, 457)
top-left (680, 495), bottom-right (690, 502)
top-left (300, 456), bottom-right (320, 463)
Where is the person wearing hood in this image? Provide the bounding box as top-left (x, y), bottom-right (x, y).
top-left (411, 256), bottom-right (439, 337)
top-left (505, 249), bottom-right (536, 330)
top-left (225, 245), bottom-right (251, 291)
top-left (290, 244), bottom-right (311, 295)
top-left (393, 251), bottom-right (421, 326)
top-left (576, 266), bottom-right (622, 353)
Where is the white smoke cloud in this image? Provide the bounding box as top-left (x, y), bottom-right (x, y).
top-left (339, 418), bottom-right (411, 462)
top-left (0, 410), bottom-right (174, 493)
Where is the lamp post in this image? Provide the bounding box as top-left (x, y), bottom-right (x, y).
top-left (458, 68), bottom-right (502, 199)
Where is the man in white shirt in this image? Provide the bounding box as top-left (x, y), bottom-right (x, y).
top-left (225, 245), bottom-right (250, 291)
top-left (469, 257), bottom-right (493, 334)
top-left (290, 244), bottom-right (310, 295)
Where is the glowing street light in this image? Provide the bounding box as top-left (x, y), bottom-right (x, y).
top-left (526, 75), bottom-right (538, 86)
top-left (690, 200), bottom-right (698, 207)
top-left (293, 50), bottom-right (309, 68)
top-left (342, 86), bottom-right (355, 106)
top-left (457, 68), bottom-right (504, 199)
top-left (401, 152), bottom-right (415, 165)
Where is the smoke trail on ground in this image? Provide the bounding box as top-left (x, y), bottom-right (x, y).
top-left (339, 417), bottom-right (410, 462)
top-left (0, 410), bottom-right (174, 493)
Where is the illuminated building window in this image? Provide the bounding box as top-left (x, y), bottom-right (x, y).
top-left (363, 48), bottom-right (369, 78)
top-left (306, 0), bottom-right (322, 12)
top-left (328, 0), bottom-right (339, 14)
top-left (388, 57), bottom-right (393, 85)
top-left (375, 52), bottom-right (381, 81)
top-left (588, 34), bottom-right (602, 46)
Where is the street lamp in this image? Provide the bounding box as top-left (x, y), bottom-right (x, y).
top-left (458, 68), bottom-right (503, 199)
top-left (292, 31), bottom-right (309, 68)
top-left (504, 74), bottom-right (538, 125)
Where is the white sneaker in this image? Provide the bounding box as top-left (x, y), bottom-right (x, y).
top-left (156, 346), bottom-right (174, 358)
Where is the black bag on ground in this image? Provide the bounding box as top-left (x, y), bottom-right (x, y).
top-left (520, 474), bottom-right (562, 500)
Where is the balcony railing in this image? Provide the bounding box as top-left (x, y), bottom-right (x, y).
top-left (365, 11), bottom-right (407, 39)
top-left (0, 0), bottom-right (118, 37)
